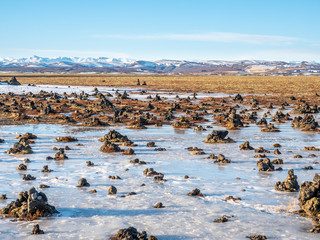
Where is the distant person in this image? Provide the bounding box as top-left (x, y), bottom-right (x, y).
top-left (142, 81), bottom-right (147, 85)
top-left (137, 79), bottom-right (140, 85)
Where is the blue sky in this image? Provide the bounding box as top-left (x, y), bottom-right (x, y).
top-left (1, 0), bottom-right (319, 61)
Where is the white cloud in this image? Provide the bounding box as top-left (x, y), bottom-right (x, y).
top-left (92, 32), bottom-right (300, 45)
top-left (236, 49), bottom-right (320, 61)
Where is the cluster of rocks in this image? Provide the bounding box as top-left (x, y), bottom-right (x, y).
top-left (213, 215), bottom-right (233, 223)
top-left (274, 169), bottom-right (299, 192)
top-left (193, 125), bottom-right (207, 131)
top-left (2, 76), bottom-right (21, 85)
top-left (224, 109), bottom-right (244, 130)
top-left (99, 130), bottom-right (130, 143)
top-left (260, 123), bottom-right (280, 132)
top-left (291, 103), bottom-right (318, 114)
top-left (204, 130), bottom-right (235, 144)
top-left (303, 146), bottom-right (320, 151)
top-left (54, 148), bottom-right (68, 160)
top-left (225, 196), bottom-right (241, 201)
top-left (239, 141), bottom-right (254, 150)
top-left (292, 115), bottom-right (319, 131)
top-left (297, 174), bottom-right (320, 232)
top-left (130, 158), bottom-right (146, 165)
top-left (23, 174), bottom-right (36, 181)
top-left (109, 175), bottom-right (121, 180)
top-left (55, 136), bottom-right (78, 142)
top-left (246, 235), bottom-right (267, 240)
top-left (17, 163), bottom-right (27, 171)
top-left (0, 187), bottom-right (58, 219)
top-left (32, 224), bottom-right (44, 235)
top-left (122, 148), bottom-right (135, 155)
top-left (100, 141), bottom-right (122, 153)
top-left (187, 188), bottom-right (203, 197)
top-left (110, 227), bottom-right (157, 240)
top-left (256, 159), bottom-right (275, 172)
top-left (16, 132), bottom-right (37, 140)
top-left (154, 147), bottom-right (166, 151)
top-left (213, 154), bottom-right (231, 164)
top-left (41, 165), bottom-right (53, 172)
top-left (143, 168), bottom-right (165, 182)
top-left (0, 194), bottom-right (7, 199)
top-left (146, 141), bottom-right (156, 147)
top-left (172, 117), bottom-right (193, 128)
top-left (82, 117), bottom-right (109, 127)
top-left (271, 111), bottom-right (291, 123)
top-left (186, 147), bottom-right (205, 155)
top-left (255, 147), bottom-right (270, 154)
top-left (6, 138), bottom-right (33, 154)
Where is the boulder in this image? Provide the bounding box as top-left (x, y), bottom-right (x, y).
top-left (214, 154), bottom-right (231, 164)
top-left (8, 77), bottom-right (21, 85)
top-left (77, 178), bottom-right (90, 187)
top-left (204, 130), bottom-right (235, 144)
top-left (246, 235), bottom-right (267, 240)
top-left (239, 141), bottom-right (254, 150)
top-left (98, 130), bottom-right (130, 143)
top-left (100, 141), bottom-right (122, 153)
top-left (110, 227), bottom-right (157, 240)
top-left (108, 186), bottom-right (117, 195)
top-left (0, 187), bottom-right (58, 220)
top-left (32, 224), bottom-right (44, 234)
top-left (187, 188), bottom-right (203, 197)
top-left (6, 138), bottom-right (33, 154)
top-left (275, 169), bottom-right (299, 192)
top-left (55, 136), bottom-right (78, 142)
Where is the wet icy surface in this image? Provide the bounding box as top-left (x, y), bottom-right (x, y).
top-left (0, 84), bottom-right (319, 239)
top-left (0, 84), bottom-right (254, 102)
top-left (0, 122), bottom-right (319, 240)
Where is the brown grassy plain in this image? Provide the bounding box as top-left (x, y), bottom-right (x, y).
top-left (0, 74), bottom-right (319, 96)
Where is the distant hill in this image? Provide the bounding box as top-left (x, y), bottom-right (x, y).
top-left (0, 56), bottom-right (319, 75)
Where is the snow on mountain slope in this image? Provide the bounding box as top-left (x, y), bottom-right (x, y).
top-left (0, 56), bottom-right (319, 74)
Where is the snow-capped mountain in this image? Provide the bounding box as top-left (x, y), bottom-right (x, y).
top-left (0, 56), bottom-right (319, 75)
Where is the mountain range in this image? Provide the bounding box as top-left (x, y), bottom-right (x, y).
top-left (0, 56), bottom-right (319, 75)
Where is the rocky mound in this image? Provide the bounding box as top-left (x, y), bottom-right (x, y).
top-left (8, 76), bottom-right (21, 85)
top-left (172, 117), bottom-right (193, 128)
top-left (187, 188), bottom-right (203, 197)
top-left (110, 226), bottom-right (157, 240)
top-left (5, 138), bottom-right (33, 154)
top-left (239, 141), bottom-right (254, 150)
top-left (98, 130), bottom-right (130, 143)
top-left (54, 148), bottom-right (68, 160)
top-left (257, 158), bottom-right (274, 171)
top-left (0, 187), bottom-right (58, 220)
top-left (213, 154), bottom-right (231, 164)
top-left (298, 174), bottom-right (320, 216)
top-left (100, 141), bottom-right (122, 153)
top-left (16, 132), bottom-right (37, 140)
top-left (275, 169), bottom-right (299, 192)
top-left (292, 115), bottom-right (319, 131)
top-left (55, 136), bottom-right (78, 142)
top-left (297, 174), bottom-right (320, 232)
top-left (260, 124), bottom-right (280, 132)
top-left (204, 130), bottom-right (235, 144)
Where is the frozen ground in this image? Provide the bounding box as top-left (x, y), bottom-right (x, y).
top-left (0, 85), bottom-right (319, 239)
top-left (0, 84), bottom-right (250, 101)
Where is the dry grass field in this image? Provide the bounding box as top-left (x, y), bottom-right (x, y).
top-left (0, 74), bottom-right (319, 95)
